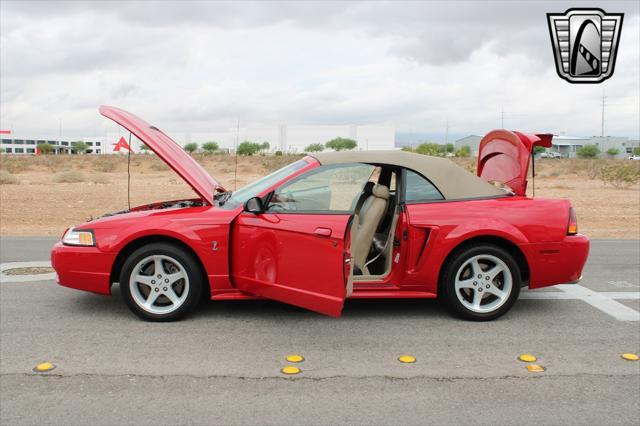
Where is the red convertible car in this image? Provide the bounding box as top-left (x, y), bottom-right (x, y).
top-left (51, 106), bottom-right (589, 321)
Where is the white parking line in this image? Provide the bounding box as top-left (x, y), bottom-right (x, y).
top-left (521, 285), bottom-right (640, 322)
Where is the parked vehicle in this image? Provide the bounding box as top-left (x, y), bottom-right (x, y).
top-left (540, 151), bottom-right (562, 158)
top-left (51, 107), bottom-right (589, 322)
top-left (628, 155), bottom-right (640, 161)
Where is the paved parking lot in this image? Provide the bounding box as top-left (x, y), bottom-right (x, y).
top-left (1, 238), bottom-right (639, 425)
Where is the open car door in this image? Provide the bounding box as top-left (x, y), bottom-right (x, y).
top-left (477, 130), bottom-right (553, 196)
top-left (231, 212), bottom-right (352, 317)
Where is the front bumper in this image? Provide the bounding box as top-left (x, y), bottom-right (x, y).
top-left (51, 242), bottom-right (116, 295)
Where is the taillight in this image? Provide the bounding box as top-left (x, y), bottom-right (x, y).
top-left (567, 207), bottom-right (578, 235)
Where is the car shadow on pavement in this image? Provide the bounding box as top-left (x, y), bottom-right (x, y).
top-left (67, 285), bottom-right (544, 322)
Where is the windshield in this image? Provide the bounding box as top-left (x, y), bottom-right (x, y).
top-left (219, 159), bottom-right (308, 209)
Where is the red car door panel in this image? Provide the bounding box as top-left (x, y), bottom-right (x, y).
top-left (231, 213), bottom-right (350, 317)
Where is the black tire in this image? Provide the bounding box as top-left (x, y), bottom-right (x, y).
top-left (442, 244), bottom-right (521, 321)
top-left (120, 242), bottom-right (204, 322)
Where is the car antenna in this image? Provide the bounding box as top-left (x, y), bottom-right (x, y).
top-left (233, 118), bottom-right (240, 191)
top-left (127, 131), bottom-right (132, 210)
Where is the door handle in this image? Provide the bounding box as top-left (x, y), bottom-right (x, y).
top-left (313, 227), bottom-right (332, 237)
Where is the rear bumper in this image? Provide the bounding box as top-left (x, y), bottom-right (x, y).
top-left (523, 234), bottom-right (590, 289)
top-left (51, 242), bottom-right (116, 295)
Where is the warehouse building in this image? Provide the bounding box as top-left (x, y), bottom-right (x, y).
top-left (454, 134), bottom-right (640, 158)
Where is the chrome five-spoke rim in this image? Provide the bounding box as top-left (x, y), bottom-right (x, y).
top-left (129, 255), bottom-right (190, 314)
top-left (454, 254), bottom-right (512, 313)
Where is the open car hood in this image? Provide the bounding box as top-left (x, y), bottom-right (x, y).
top-left (99, 106), bottom-right (224, 204)
top-left (477, 130), bottom-right (553, 196)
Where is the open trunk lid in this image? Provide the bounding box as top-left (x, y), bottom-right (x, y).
top-left (99, 106), bottom-right (224, 205)
top-left (477, 130), bottom-right (553, 196)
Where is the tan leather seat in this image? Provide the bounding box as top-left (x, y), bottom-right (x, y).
top-left (352, 184), bottom-right (389, 275)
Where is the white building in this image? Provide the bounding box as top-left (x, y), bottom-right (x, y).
top-left (0, 135), bottom-right (105, 154)
top-left (1, 123), bottom-right (396, 155)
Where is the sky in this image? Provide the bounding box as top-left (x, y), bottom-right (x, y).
top-left (1, 0), bottom-right (639, 141)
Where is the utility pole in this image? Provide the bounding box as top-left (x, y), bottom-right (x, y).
top-left (445, 119), bottom-right (449, 144)
top-left (600, 89), bottom-right (607, 137)
top-left (500, 106), bottom-right (505, 128)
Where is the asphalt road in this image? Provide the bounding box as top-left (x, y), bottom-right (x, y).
top-left (1, 238), bottom-right (639, 425)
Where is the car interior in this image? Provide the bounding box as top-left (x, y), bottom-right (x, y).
top-left (266, 162), bottom-right (402, 281)
top-left (350, 166), bottom-right (400, 279)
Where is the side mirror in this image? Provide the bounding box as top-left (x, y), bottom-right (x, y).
top-left (244, 196), bottom-right (265, 214)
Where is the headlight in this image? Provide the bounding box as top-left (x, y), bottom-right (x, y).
top-left (62, 228), bottom-right (95, 246)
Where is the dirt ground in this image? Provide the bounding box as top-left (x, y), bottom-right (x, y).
top-left (1, 154), bottom-right (638, 239)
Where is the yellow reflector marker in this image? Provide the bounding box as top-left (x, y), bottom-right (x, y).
top-left (621, 353), bottom-right (639, 361)
top-left (281, 366), bottom-right (301, 375)
top-left (398, 355), bottom-right (416, 363)
top-left (526, 365), bottom-right (546, 372)
top-left (33, 362), bottom-right (55, 373)
top-left (286, 355), bottom-right (304, 363)
top-left (518, 354), bottom-right (537, 362)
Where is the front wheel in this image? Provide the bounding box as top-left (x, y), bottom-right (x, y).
top-left (120, 243), bottom-right (203, 321)
top-left (442, 244), bottom-right (521, 321)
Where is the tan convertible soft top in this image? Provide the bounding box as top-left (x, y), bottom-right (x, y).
top-left (310, 150), bottom-right (506, 200)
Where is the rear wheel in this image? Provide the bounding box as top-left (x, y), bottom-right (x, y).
top-left (120, 243), bottom-right (203, 321)
top-left (442, 244), bottom-right (521, 321)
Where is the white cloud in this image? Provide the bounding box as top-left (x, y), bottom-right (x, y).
top-left (1, 1), bottom-right (638, 139)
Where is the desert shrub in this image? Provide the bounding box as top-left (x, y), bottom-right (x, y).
top-left (580, 160), bottom-right (603, 180)
top-left (606, 148), bottom-right (620, 157)
top-left (94, 156), bottom-right (118, 172)
top-left (149, 160), bottom-right (169, 171)
top-left (0, 157), bottom-right (30, 173)
top-left (0, 170), bottom-right (19, 184)
top-left (600, 163), bottom-right (640, 189)
top-left (91, 174), bottom-right (109, 184)
top-left (576, 144), bottom-right (600, 158)
top-left (455, 146), bottom-right (471, 157)
top-left (202, 142), bottom-right (219, 154)
top-left (325, 137), bottom-right (357, 151)
top-left (304, 143), bottom-right (324, 153)
top-left (184, 143), bottom-right (198, 153)
top-left (237, 141), bottom-right (262, 156)
top-left (275, 150), bottom-right (283, 156)
top-left (53, 170), bottom-right (85, 183)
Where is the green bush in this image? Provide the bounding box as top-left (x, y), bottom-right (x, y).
top-left (325, 137), bottom-right (357, 151)
top-left (37, 143), bottom-right (54, 155)
top-left (71, 141), bottom-right (89, 154)
top-left (237, 141), bottom-right (262, 156)
top-left (576, 144), bottom-right (600, 158)
top-left (606, 148), bottom-right (620, 157)
top-left (202, 142), bottom-right (219, 154)
top-left (455, 146), bottom-right (471, 158)
top-left (275, 150), bottom-right (283, 156)
top-left (183, 143), bottom-right (198, 153)
top-left (633, 147), bottom-right (640, 156)
top-left (304, 143), bottom-right (325, 152)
